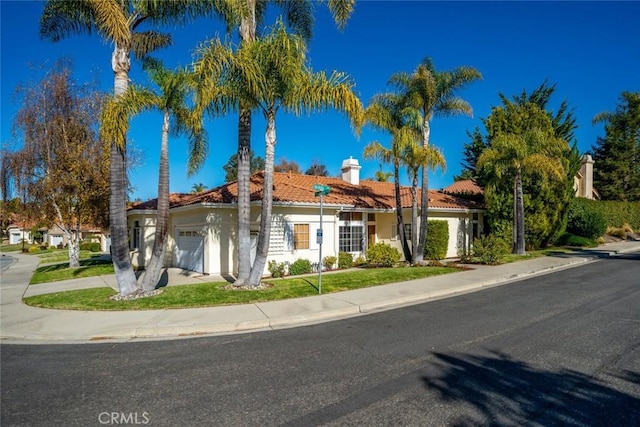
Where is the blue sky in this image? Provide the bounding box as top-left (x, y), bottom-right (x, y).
top-left (2, 1), bottom-right (639, 201)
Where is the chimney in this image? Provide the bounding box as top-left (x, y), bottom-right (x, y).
top-left (341, 156), bottom-right (361, 185)
top-left (580, 154), bottom-right (595, 199)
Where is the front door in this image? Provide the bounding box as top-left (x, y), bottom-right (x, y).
top-left (367, 225), bottom-right (376, 248)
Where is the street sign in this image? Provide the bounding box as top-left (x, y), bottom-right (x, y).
top-left (313, 184), bottom-right (330, 195)
top-left (316, 228), bottom-right (323, 244)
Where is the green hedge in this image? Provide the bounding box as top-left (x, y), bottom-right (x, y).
top-left (424, 220), bottom-right (449, 260)
top-left (570, 198), bottom-right (640, 230)
top-left (366, 243), bottom-right (401, 267)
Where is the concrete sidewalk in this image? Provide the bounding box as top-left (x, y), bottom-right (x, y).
top-left (2, 242), bottom-right (639, 344)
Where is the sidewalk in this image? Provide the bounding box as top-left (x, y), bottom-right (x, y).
top-left (2, 242), bottom-right (639, 344)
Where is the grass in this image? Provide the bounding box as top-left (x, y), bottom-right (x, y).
top-left (0, 243), bottom-right (26, 252)
top-left (36, 249), bottom-right (102, 264)
top-left (29, 258), bottom-right (114, 285)
top-left (24, 265), bottom-right (458, 311)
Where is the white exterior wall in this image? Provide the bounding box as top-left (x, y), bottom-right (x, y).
top-left (129, 204), bottom-right (484, 276)
top-left (128, 213), bottom-right (158, 268)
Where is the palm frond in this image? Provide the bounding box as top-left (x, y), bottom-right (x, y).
top-left (131, 31), bottom-right (172, 60)
top-left (40, 0), bottom-right (96, 42)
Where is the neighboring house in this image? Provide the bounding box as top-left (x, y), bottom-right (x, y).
top-left (442, 179), bottom-right (483, 197)
top-left (7, 223), bottom-right (32, 245)
top-left (128, 157), bottom-right (485, 275)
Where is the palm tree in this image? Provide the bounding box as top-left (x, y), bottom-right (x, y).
top-left (402, 143), bottom-right (445, 253)
top-left (215, 0), bottom-right (356, 286)
top-left (363, 93), bottom-right (417, 262)
top-left (191, 183), bottom-right (207, 193)
top-left (238, 22), bottom-right (361, 287)
top-left (40, 0), bottom-right (218, 297)
top-left (477, 127), bottom-right (565, 254)
top-left (104, 60), bottom-right (206, 292)
top-left (391, 58), bottom-right (481, 264)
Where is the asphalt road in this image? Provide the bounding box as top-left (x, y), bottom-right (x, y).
top-left (2, 253), bottom-right (639, 426)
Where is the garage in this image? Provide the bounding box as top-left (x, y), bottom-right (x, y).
top-left (176, 230), bottom-right (204, 273)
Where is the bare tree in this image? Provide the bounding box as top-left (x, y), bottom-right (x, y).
top-left (12, 63), bottom-right (109, 266)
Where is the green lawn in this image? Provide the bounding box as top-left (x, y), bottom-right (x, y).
top-left (37, 249), bottom-right (103, 264)
top-left (23, 266), bottom-right (458, 310)
top-left (29, 258), bottom-right (114, 285)
top-left (0, 243), bottom-right (25, 252)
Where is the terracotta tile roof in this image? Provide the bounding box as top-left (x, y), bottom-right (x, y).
top-left (132, 172), bottom-right (483, 212)
top-left (129, 193), bottom-right (195, 211)
top-left (442, 179), bottom-right (484, 195)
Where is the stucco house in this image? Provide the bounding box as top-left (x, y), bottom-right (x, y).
top-left (128, 158), bottom-right (485, 275)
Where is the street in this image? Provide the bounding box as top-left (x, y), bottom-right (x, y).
top-left (2, 253), bottom-right (639, 426)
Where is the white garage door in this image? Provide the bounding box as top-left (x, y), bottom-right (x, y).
top-left (50, 235), bottom-right (63, 247)
top-left (176, 230), bottom-right (204, 273)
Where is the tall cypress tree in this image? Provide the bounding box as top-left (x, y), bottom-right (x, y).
top-left (591, 92), bottom-right (640, 201)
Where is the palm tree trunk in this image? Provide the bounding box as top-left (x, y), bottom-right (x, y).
top-left (141, 110), bottom-right (170, 292)
top-left (234, 1), bottom-right (256, 286)
top-left (110, 44), bottom-right (138, 296)
top-left (415, 118), bottom-right (431, 264)
top-left (410, 174), bottom-right (418, 255)
top-left (234, 107), bottom-right (252, 286)
top-left (247, 109), bottom-right (276, 286)
top-left (514, 170), bottom-right (526, 255)
top-left (394, 161), bottom-right (412, 263)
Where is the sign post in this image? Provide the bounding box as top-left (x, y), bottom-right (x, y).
top-left (313, 184), bottom-right (330, 294)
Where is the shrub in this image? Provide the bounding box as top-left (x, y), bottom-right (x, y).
top-left (80, 242), bottom-right (101, 252)
top-left (606, 226), bottom-right (627, 239)
top-left (353, 255), bottom-right (367, 267)
top-left (268, 260), bottom-right (286, 278)
top-left (556, 233), bottom-right (597, 248)
top-left (289, 258), bottom-right (312, 276)
top-left (338, 252), bottom-right (353, 269)
top-left (567, 198), bottom-right (607, 239)
top-left (424, 220), bottom-right (449, 260)
top-left (366, 243), bottom-right (401, 267)
top-left (28, 246), bottom-right (40, 253)
top-left (473, 235), bottom-right (509, 265)
top-left (322, 256), bottom-right (337, 271)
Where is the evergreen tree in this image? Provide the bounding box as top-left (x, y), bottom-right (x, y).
top-left (591, 92), bottom-right (640, 201)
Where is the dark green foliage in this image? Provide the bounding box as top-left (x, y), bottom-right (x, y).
top-left (366, 243), bottom-right (401, 267)
top-left (566, 198), bottom-right (607, 239)
top-left (289, 258), bottom-right (312, 276)
top-left (424, 220), bottom-right (449, 260)
top-left (322, 255), bottom-right (337, 270)
top-left (267, 260), bottom-right (286, 278)
top-left (473, 82), bottom-right (580, 249)
top-left (591, 92), bottom-right (640, 201)
top-left (473, 235), bottom-right (509, 265)
top-left (569, 198), bottom-right (640, 230)
top-left (222, 150), bottom-right (265, 182)
top-left (338, 252), bottom-right (353, 269)
top-left (555, 233), bottom-right (597, 248)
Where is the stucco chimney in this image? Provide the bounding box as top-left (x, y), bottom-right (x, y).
top-left (580, 154), bottom-right (595, 199)
top-left (341, 156), bottom-right (361, 185)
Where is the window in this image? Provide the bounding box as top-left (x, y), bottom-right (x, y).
top-left (339, 212), bottom-right (363, 222)
top-left (132, 221), bottom-right (141, 250)
top-left (404, 223), bottom-right (412, 241)
top-left (339, 226), bottom-right (363, 252)
top-left (367, 213), bottom-right (376, 222)
top-left (293, 224), bottom-right (309, 250)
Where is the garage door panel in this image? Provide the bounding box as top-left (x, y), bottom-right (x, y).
top-left (176, 230), bottom-right (204, 273)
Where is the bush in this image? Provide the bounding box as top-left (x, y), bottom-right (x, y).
top-left (424, 220), bottom-right (449, 260)
top-left (28, 246), bottom-right (40, 253)
top-left (289, 258), bottom-right (312, 276)
top-left (473, 235), bottom-right (509, 265)
top-left (80, 242), bottom-right (101, 252)
top-left (366, 243), bottom-right (401, 267)
top-left (322, 256), bottom-right (336, 271)
top-left (338, 252), bottom-right (353, 269)
top-left (567, 198), bottom-right (607, 239)
top-left (556, 233), bottom-right (597, 248)
top-left (606, 226), bottom-right (627, 239)
top-left (268, 260), bottom-right (286, 278)
top-left (353, 255), bottom-right (367, 267)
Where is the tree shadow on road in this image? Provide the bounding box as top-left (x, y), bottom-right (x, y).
top-left (422, 350), bottom-right (640, 426)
